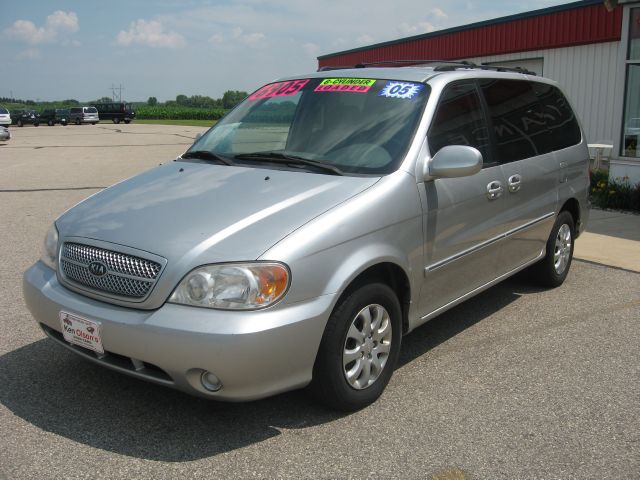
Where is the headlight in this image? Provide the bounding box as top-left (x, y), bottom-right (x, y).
top-left (41, 223), bottom-right (59, 271)
top-left (169, 262), bottom-right (290, 310)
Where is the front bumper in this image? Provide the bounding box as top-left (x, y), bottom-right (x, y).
top-left (23, 262), bottom-right (333, 401)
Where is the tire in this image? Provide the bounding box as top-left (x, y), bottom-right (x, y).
top-left (91, 122), bottom-right (96, 125)
top-left (48, 120), bottom-right (54, 126)
top-left (75, 118), bottom-right (81, 125)
top-left (17, 120), bottom-right (23, 127)
top-left (529, 211), bottom-right (575, 288)
top-left (309, 282), bottom-right (402, 411)
top-left (124, 120), bottom-right (131, 124)
top-left (34, 122), bottom-right (39, 127)
top-left (61, 121), bottom-right (67, 126)
top-left (114, 117), bottom-right (120, 124)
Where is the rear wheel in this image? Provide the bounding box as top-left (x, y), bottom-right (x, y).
top-left (124, 119), bottom-right (131, 124)
top-left (75, 118), bottom-right (81, 125)
top-left (91, 122), bottom-right (96, 125)
top-left (309, 283), bottom-right (402, 411)
top-left (33, 122), bottom-right (39, 127)
top-left (48, 120), bottom-right (54, 126)
top-left (529, 211), bottom-right (575, 287)
top-left (17, 120), bottom-right (23, 127)
top-left (113, 117), bottom-right (120, 124)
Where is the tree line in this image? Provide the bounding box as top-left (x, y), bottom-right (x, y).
top-left (146, 90), bottom-right (248, 109)
top-left (1, 90), bottom-right (249, 110)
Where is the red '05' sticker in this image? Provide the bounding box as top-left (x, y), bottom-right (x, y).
top-left (248, 79), bottom-right (309, 100)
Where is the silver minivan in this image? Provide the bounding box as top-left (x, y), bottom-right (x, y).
top-left (23, 65), bottom-right (590, 410)
top-left (68, 106), bottom-right (99, 125)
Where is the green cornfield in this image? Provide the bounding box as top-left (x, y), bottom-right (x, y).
top-left (136, 106), bottom-right (227, 120)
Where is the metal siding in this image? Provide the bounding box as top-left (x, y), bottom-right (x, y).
top-left (318, 4), bottom-right (623, 69)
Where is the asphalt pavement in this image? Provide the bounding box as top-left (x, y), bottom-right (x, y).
top-left (1, 124), bottom-right (638, 480)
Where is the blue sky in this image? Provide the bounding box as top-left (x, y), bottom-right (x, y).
top-left (2, 0), bottom-right (573, 102)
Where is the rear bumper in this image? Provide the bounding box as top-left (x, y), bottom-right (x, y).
top-left (23, 261), bottom-right (333, 401)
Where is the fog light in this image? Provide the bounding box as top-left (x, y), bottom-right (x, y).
top-left (200, 370), bottom-right (222, 392)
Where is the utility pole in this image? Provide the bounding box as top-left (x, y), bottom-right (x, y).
top-left (110, 84), bottom-right (124, 102)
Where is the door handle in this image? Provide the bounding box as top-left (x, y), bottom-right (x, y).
top-left (486, 181), bottom-right (504, 200)
top-left (508, 174), bottom-right (522, 192)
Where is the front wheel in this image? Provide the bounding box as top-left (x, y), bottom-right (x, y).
top-left (75, 118), bottom-right (81, 125)
top-left (309, 283), bottom-right (402, 411)
top-left (48, 120), bottom-right (54, 126)
top-left (17, 120), bottom-right (23, 127)
top-left (529, 211), bottom-right (575, 288)
top-left (124, 120), bottom-right (131, 124)
top-left (113, 117), bottom-right (120, 124)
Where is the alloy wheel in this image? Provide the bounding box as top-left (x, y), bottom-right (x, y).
top-left (553, 223), bottom-right (572, 274)
top-left (342, 304), bottom-right (392, 390)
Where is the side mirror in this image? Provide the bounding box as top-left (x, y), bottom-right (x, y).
top-left (425, 145), bottom-right (483, 181)
top-left (194, 132), bottom-right (203, 141)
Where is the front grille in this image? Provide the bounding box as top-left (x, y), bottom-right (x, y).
top-left (60, 242), bottom-right (163, 299)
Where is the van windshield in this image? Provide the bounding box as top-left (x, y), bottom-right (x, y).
top-left (190, 77), bottom-right (429, 175)
top-left (85, 107), bottom-right (98, 113)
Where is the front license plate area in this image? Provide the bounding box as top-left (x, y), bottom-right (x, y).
top-left (59, 311), bottom-right (104, 354)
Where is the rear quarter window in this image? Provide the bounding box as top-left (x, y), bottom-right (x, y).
top-left (532, 82), bottom-right (582, 151)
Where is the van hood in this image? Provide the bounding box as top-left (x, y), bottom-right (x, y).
top-left (56, 161), bottom-right (379, 266)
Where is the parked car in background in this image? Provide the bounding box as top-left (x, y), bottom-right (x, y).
top-left (68, 107), bottom-right (99, 125)
top-left (23, 64), bottom-right (590, 411)
top-left (11, 109), bottom-right (40, 127)
top-left (0, 107), bottom-right (10, 127)
top-left (0, 126), bottom-right (10, 141)
top-left (39, 109), bottom-right (69, 126)
top-left (93, 102), bottom-right (136, 124)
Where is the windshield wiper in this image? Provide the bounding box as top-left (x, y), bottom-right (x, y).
top-left (181, 150), bottom-right (234, 166)
top-left (233, 152), bottom-right (344, 176)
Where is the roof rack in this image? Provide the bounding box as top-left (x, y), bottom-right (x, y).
top-left (317, 59), bottom-right (536, 75)
top-left (434, 62), bottom-right (536, 75)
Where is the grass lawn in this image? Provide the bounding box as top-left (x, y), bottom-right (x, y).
top-left (134, 119), bottom-right (215, 127)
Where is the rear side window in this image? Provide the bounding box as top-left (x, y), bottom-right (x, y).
top-left (0, 108), bottom-right (8, 114)
top-left (70, 108), bottom-right (80, 113)
top-left (428, 82), bottom-right (492, 164)
top-left (479, 79), bottom-right (549, 163)
top-left (532, 83), bottom-right (582, 150)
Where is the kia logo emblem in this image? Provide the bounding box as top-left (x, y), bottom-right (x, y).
top-left (88, 261), bottom-right (107, 277)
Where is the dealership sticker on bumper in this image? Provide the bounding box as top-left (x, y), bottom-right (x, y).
top-left (60, 311), bottom-right (104, 354)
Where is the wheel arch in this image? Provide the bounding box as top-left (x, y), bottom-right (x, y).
top-left (559, 198), bottom-right (580, 233)
top-left (332, 261), bottom-right (411, 335)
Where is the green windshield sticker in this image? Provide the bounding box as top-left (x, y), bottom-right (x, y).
top-left (314, 78), bottom-right (376, 93)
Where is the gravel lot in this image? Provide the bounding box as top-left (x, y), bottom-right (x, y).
top-left (1, 124), bottom-right (638, 480)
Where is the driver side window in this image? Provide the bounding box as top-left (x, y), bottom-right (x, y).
top-left (428, 82), bottom-right (492, 165)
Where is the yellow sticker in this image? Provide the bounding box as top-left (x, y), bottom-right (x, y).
top-left (314, 78), bottom-right (376, 93)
